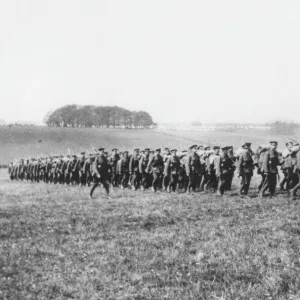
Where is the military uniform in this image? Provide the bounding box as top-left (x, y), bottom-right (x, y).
top-left (215, 148), bottom-right (235, 195)
top-left (260, 144), bottom-right (280, 198)
top-left (146, 150), bottom-right (164, 192)
top-left (90, 151), bottom-right (110, 198)
top-left (117, 153), bottom-right (130, 189)
top-left (108, 151), bottom-right (120, 187)
top-left (185, 146), bottom-right (201, 193)
top-left (164, 150), bottom-right (180, 192)
top-left (129, 151), bottom-right (141, 190)
top-left (238, 147), bottom-right (254, 196)
top-left (289, 151), bottom-right (300, 197)
top-left (139, 151), bottom-right (151, 190)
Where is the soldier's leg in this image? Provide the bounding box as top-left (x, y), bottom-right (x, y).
top-left (280, 169), bottom-right (288, 190)
top-left (90, 179), bottom-right (99, 198)
top-left (152, 172), bottom-right (159, 192)
top-left (269, 173), bottom-right (277, 197)
top-left (163, 175), bottom-right (169, 191)
top-left (244, 174), bottom-right (252, 195)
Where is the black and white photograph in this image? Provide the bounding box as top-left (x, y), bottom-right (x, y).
top-left (1, 1), bottom-right (300, 299)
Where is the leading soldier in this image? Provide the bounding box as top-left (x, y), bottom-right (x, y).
top-left (90, 147), bottom-right (110, 198)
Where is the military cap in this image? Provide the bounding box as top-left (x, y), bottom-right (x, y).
top-left (221, 146), bottom-right (228, 151)
top-left (144, 148), bottom-right (150, 151)
top-left (197, 145), bottom-right (203, 150)
top-left (104, 151), bottom-right (108, 155)
top-left (98, 147), bottom-right (105, 151)
top-left (155, 148), bottom-right (161, 152)
top-left (81, 152), bottom-right (85, 155)
top-left (189, 145), bottom-right (197, 150)
top-left (213, 146), bottom-right (220, 150)
top-left (204, 146), bottom-right (211, 150)
top-left (72, 154), bottom-right (77, 158)
top-left (123, 150), bottom-right (129, 153)
top-left (242, 143), bottom-right (252, 149)
top-left (111, 148), bottom-right (117, 151)
top-left (181, 150), bottom-right (188, 153)
top-left (171, 149), bottom-right (177, 152)
top-left (294, 143), bottom-right (299, 146)
top-left (164, 147), bottom-right (169, 150)
top-left (270, 141), bottom-right (278, 145)
top-left (134, 148), bottom-right (139, 151)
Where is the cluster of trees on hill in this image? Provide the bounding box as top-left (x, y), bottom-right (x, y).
top-left (44, 105), bottom-right (156, 129)
top-left (267, 121), bottom-right (300, 135)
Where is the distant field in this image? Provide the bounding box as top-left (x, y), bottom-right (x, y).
top-left (1, 169), bottom-right (300, 299)
top-left (0, 126), bottom-right (200, 164)
top-left (0, 125), bottom-right (294, 164)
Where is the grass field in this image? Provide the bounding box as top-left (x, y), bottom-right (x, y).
top-left (1, 169), bottom-right (300, 299)
top-left (0, 125), bottom-right (288, 165)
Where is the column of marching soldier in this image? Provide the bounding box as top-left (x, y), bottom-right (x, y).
top-left (8, 141), bottom-right (300, 199)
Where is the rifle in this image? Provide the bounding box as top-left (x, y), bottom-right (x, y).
top-left (90, 144), bottom-right (100, 154)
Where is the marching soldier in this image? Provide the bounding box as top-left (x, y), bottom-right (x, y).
top-left (259, 141), bottom-right (281, 199)
top-left (215, 146), bottom-right (235, 196)
top-left (108, 149), bottom-right (120, 187)
top-left (146, 148), bottom-right (164, 192)
top-left (164, 149), bottom-right (180, 192)
top-left (238, 143), bottom-right (254, 197)
top-left (90, 148), bottom-right (110, 198)
top-left (280, 143), bottom-right (294, 191)
top-left (117, 150), bottom-right (130, 189)
top-left (185, 145), bottom-right (201, 194)
top-left (129, 148), bottom-right (141, 191)
top-left (139, 148), bottom-right (151, 190)
top-left (66, 155), bottom-right (78, 185)
top-left (289, 148), bottom-right (300, 199)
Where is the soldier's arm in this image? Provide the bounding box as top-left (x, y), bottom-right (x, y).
top-left (215, 156), bottom-right (221, 177)
top-left (262, 151), bottom-right (270, 173)
top-left (296, 152), bottom-right (300, 171)
top-left (129, 156), bottom-right (134, 173)
top-left (92, 159), bottom-right (101, 177)
top-left (164, 158), bottom-right (170, 176)
top-left (139, 157), bottom-right (144, 174)
top-left (185, 156), bottom-right (191, 176)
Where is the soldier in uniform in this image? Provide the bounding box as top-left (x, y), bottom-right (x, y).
top-left (259, 141), bottom-right (281, 199)
top-left (139, 148), bottom-right (151, 191)
top-left (289, 149), bottom-right (300, 199)
top-left (215, 146), bottom-right (235, 196)
top-left (66, 155), bottom-right (78, 185)
top-left (164, 149), bottom-right (181, 192)
top-left (238, 143), bottom-right (254, 197)
top-left (117, 150), bottom-right (130, 189)
top-left (146, 148), bottom-right (164, 192)
top-left (108, 149), bottom-right (120, 187)
top-left (90, 148), bottom-right (110, 198)
top-left (129, 148), bottom-right (141, 191)
top-left (185, 145), bottom-right (201, 194)
top-left (280, 143), bottom-right (294, 191)
top-left (162, 148), bottom-right (171, 190)
top-left (227, 146), bottom-right (236, 191)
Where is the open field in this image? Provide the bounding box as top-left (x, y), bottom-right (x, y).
top-left (1, 169), bottom-right (300, 299)
top-left (0, 125), bottom-right (291, 165)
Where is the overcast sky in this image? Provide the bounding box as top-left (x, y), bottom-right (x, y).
top-left (0, 0), bottom-right (300, 124)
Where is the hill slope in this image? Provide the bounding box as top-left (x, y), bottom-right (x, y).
top-left (0, 126), bottom-right (199, 163)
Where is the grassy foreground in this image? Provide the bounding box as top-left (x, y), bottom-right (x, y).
top-left (1, 169), bottom-right (300, 299)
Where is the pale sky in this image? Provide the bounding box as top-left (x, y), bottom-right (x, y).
top-left (0, 0), bottom-right (300, 124)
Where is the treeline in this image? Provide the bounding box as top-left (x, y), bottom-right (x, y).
top-left (267, 121), bottom-right (300, 135)
top-left (44, 105), bottom-right (156, 129)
